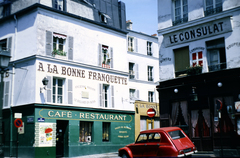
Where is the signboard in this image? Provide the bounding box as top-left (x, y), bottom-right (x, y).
top-left (147, 108), bottom-right (156, 118)
top-left (14, 118), bottom-right (23, 128)
top-left (35, 123), bottom-right (56, 147)
top-left (38, 118), bottom-right (45, 122)
top-left (216, 99), bottom-right (223, 112)
top-left (14, 113), bottom-right (22, 118)
top-left (18, 122), bottom-right (24, 134)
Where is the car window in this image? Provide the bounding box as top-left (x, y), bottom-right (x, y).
top-left (136, 134), bottom-right (147, 143)
top-left (148, 133), bottom-right (161, 142)
top-left (168, 130), bottom-right (185, 140)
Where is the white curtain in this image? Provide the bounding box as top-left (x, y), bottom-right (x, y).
top-left (171, 102), bottom-right (179, 126)
top-left (202, 109), bottom-right (210, 128)
top-left (180, 101), bottom-right (188, 125)
top-left (191, 110), bottom-right (199, 137)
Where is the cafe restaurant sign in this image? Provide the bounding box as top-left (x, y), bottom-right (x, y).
top-left (165, 17), bottom-right (232, 47)
top-left (38, 108), bottom-right (133, 123)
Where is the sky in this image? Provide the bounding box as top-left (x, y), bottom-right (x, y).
top-left (120, 0), bottom-right (158, 35)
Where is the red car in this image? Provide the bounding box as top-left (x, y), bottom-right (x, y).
top-left (118, 127), bottom-right (197, 158)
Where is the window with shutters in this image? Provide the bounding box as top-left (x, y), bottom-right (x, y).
top-left (99, 84), bottom-right (114, 108)
top-left (148, 91), bottom-right (154, 102)
top-left (129, 89), bottom-right (139, 101)
top-left (206, 38), bottom-right (226, 72)
top-left (128, 36), bottom-right (138, 52)
top-left (99, 44), bottom-right (113, 69)
top-left (147, 41), bottom-right (152, 56)
top-left (148, 66), bottom-right (153, 81)
top-left (204, 0), bottom-right (222, 16)
top-left (173, 0), bottom-right (188, 26)
top-left (46, 31), bottom-right (73, 60)
top-left (174, 46), bottom-right (190, 77)
top-left (53, 0), bottom-right (66, 11)
top-left (52, 78), bottom-right (64, 104)
top-left (129, 62), bottom-right (138, 80)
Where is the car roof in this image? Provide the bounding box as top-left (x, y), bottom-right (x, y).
top-left (140, 127), bottom-right (181, 134)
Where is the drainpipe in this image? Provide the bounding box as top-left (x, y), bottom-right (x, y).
top-left (10, 14), bottom-right (17, 157)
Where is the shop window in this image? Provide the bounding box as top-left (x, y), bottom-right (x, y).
top-left (213, 97), bottom-right (234, 134)
top-left (206, 38), bottom-right (226, 72)
top-left (147, 41), bottom-right (152, 56)
top-left (53, 0), bottom-right (66, 11)
top-left (174, 46), bottom-right (190, 77)
top-left (192, 51), bottom-right (203, 67)
top-left (79, 121), bottom-right (93, 142)
top-left (148, 91), bottom-right (154, 102)
top-left (53, 78), bottom-right (64, 103)
top-left (129, 62), bottom-right (138, 79)
top-left (173, 0), bottom-right (188, 26)
top-left (99, 45), bottom-right (113, 69)
top-left (148, 66), bottom-right (153, 81)
top-left (205, 0), bottom-right (222, 16)
top-left (102, 122), bottom-right (110, 142)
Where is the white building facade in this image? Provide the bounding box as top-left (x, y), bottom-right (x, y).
top-left (157, 0), bottom-right (240, 155)
top-left (0, 0), bottom-right (136, 157)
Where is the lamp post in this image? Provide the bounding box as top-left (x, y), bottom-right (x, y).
top-left (0, 51), bottom-right (11, 156)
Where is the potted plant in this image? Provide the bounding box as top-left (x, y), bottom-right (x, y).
top-left (186, 65), bottom-right (202, 76)
top-left (52, 49), bottom-right (67, 59)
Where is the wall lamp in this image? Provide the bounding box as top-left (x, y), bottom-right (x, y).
top-left (40, 77), bottom-right (49, 93)
top-left (218, 82), bottom-right (222, 87)
top-left (174, 88), bottom-right (178, 93)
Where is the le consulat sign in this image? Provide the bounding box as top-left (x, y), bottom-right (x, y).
top-left (164, 17), bottom-right (232, 47)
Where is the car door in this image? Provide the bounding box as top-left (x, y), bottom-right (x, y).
top-left (142, 133), bottom-right (161, 157)
top-left (128, 133), bottom-right (148, 157)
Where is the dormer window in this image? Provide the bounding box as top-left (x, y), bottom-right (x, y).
top-left (53, 0), bottom-right (66, 11)
top-left (99, 12), bottom-right (111, 24)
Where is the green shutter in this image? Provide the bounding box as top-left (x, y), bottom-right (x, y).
top-left (174, 47), bottom-right (190, 72)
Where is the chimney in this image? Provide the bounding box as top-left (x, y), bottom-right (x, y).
top-left (151, 34), bottom-right (157, 37)
top-left (126, 20), bottom-right (133, 30)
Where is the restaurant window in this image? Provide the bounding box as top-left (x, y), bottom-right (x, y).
top-left (173, 0), bottom-right (188, 26)
top-left (213, 97), bottom-right (234, 134)
top-left (206, 38), bottom-right (226, 72)
top-left (102, 122), bottom-right (110, 142)
top-left (174, 46), bottom-right (190, 77)
top-left (147, 41), bottom-right (152, 56)
top-left (53, 78), bottom-right (64, 104)
top-left (205, 0), bottom-right (222, 16)
top-left (148, 66), bottom-right (153, 81)
top-left (79, 121), bottom-right (93, 142)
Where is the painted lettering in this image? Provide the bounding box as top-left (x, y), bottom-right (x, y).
top-left (38, 62), bottom-right (44, 72)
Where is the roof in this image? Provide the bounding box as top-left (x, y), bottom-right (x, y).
top-left (140, 127), bottom-right (181, 134)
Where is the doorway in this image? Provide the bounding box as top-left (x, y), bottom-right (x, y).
top-left (56, 120), bottom-right (69, 157)
top-left (191, 109), bottom-right (213, 151)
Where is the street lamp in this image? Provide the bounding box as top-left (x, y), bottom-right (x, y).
top-left (0, 51), bottom-right (11, 156)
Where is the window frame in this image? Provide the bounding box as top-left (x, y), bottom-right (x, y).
top-left (191, 51), bottom-right (203, 67)
top-left (172, 0), bottom-right (188, 25)
top-left (128, 36), bottom-right (134, 52)
top-left (0, 39), bottom-right (7, 52)
top-left (53, 0), bottom-right (66, 11)
top-left (52, 78), bottom-right (64, 104)
top-left (102, 122), bottom-right (110, 142)
top-left (79, 121), bottom-right (93, 142)
top-left (204, 0), bottom-right (222, 16)
top-left (147, 41), bottom-right (152, 56)
top-left (148, 91), bottom-right (154, 102)
top-left (147, 66), bottom-right (153, 81)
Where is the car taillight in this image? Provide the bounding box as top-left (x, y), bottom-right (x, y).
top-left (179, 150), bottom-right (184, 155)
top-left (192, 146), bottom-right (196, 150)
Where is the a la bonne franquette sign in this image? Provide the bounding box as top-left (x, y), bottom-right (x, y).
top-left (165, 17), bottom-right (232, 47)
top-left (38, 62), bottom-right (128, 85)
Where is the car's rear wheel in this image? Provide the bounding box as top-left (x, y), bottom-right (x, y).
top-left (122, 153), bottom-right (129, 158)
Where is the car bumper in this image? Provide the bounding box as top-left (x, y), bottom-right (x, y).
top-left (178, 150), bottom-right (198, 157)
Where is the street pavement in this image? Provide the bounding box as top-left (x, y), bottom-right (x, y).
top-left (74, 151), bottom-right (217, 158)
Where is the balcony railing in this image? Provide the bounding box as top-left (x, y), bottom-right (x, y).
top-left (148, 77), bottom-right (154, 81)
top-left (204, 6), bottom-right (222, 16)
top-left (172, 17), bottom-right (188, 26)
top-left (208, 62), bottom-right (226, 72)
